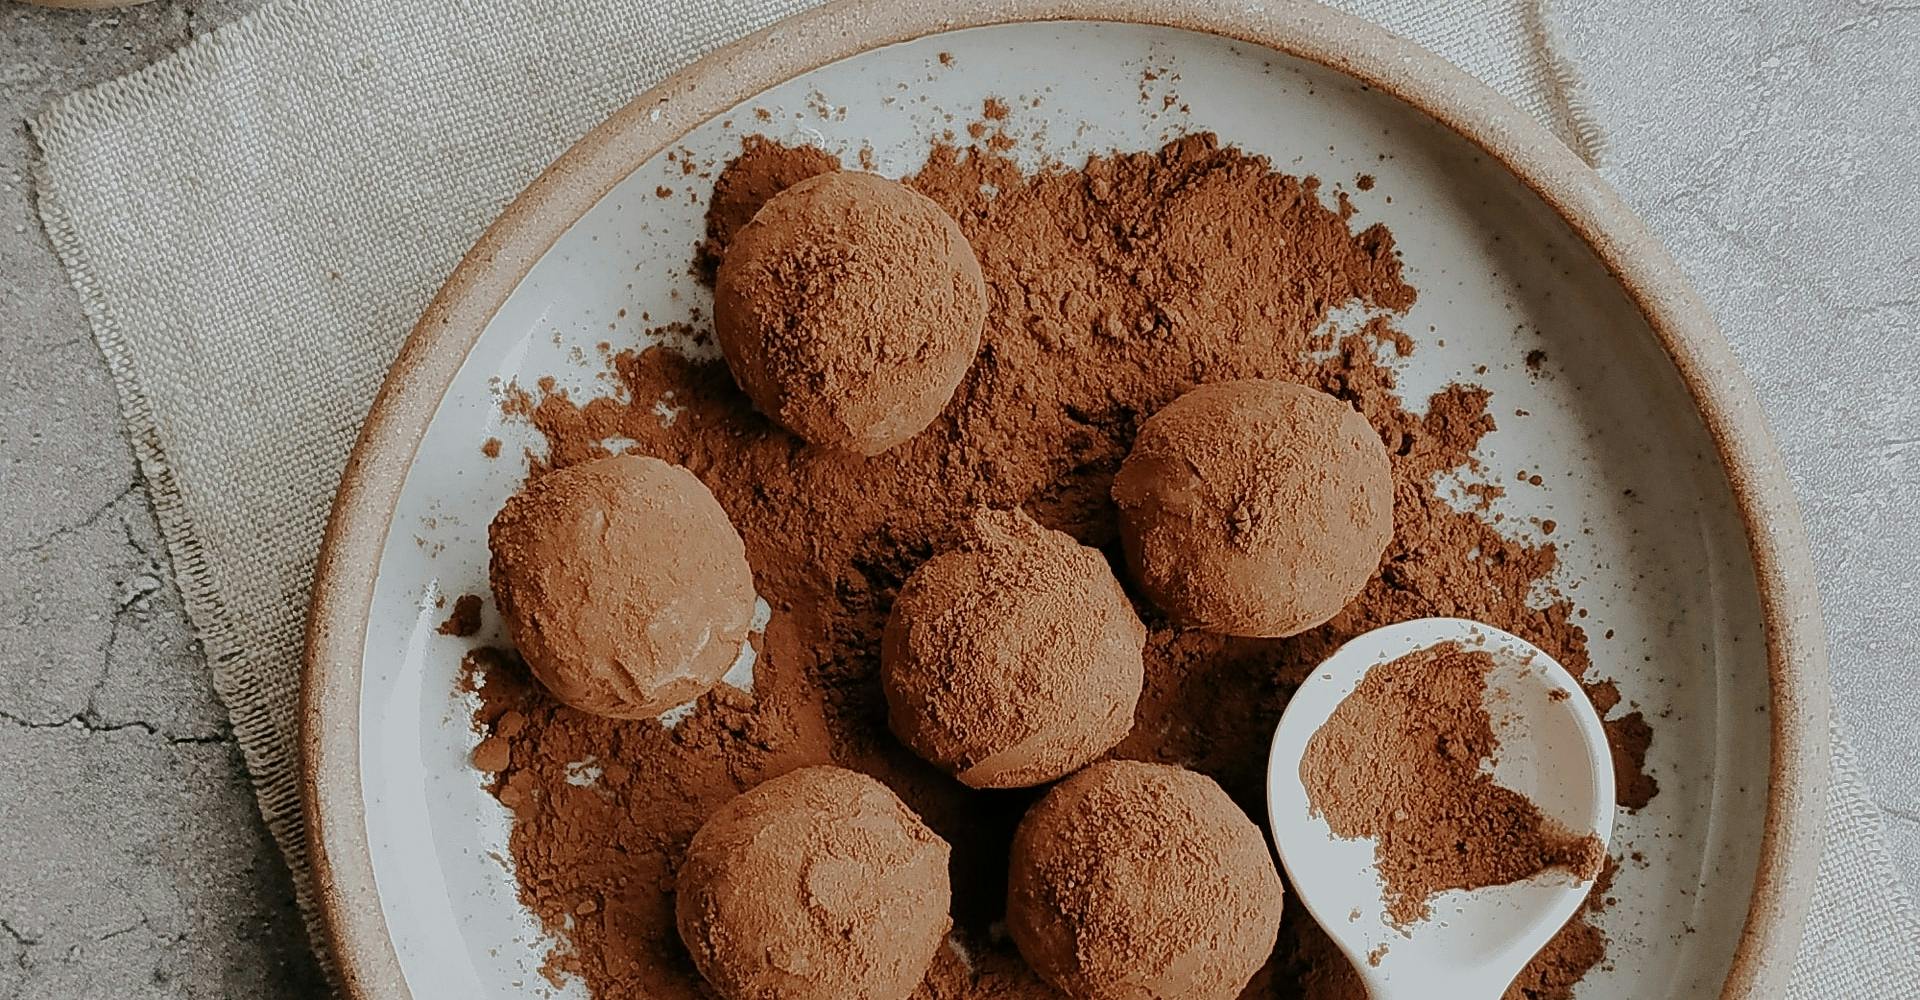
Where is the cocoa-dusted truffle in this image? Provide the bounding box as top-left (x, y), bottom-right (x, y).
top-left (713, 170), bottom-right (987, 455)
top-left (675, 766), bottom-right (952, 1000)
top-left (1007, 761), bottom-right (1284, 1000)
top-left (1113, 379), bottom-right (1392, 637)
top-left (882, 508), bottom-right (1146, 789)
top-left (488, 454), bottom-right (754, 719)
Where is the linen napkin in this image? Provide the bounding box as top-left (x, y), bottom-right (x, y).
top-left (29, 0), bottom-right (1918, 994)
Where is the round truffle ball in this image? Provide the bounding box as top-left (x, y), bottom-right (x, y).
top-left (1113, 379), bottom-right (1393, 638)
top-left (676, 766), bottom-right (952, 1000)
top-left (713, 170), bottom-right (987, 455)
top-left (882, 508), bottom-right (1147, 789)
top-left (488, 454), bottom-right (755, 719)
top-left (1007, 761), bottom-right (1284, 1000)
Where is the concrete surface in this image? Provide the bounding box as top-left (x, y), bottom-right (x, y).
top-left (1, 2), bottom-right (324, 998)
top-left (0, 1), bottom-right (1913, 998)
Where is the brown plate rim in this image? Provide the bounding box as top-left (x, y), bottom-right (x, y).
top-left (301, 2), bottom-right (1831, 997)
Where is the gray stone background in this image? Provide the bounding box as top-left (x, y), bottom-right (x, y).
top-left (0, 0), bottom-right (1914, 997)
top-left (2, 2), bottom-right (324, 996)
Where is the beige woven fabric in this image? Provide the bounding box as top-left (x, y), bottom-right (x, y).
top-left (29, 0), bottom-right (1917, 993)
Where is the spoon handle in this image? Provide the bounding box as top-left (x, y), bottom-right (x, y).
top-left (1363, 966), bottom-right (1515, 1000)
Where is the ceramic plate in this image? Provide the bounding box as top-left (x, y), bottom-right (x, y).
top-left (305, 3), bottom-right (1828, 998)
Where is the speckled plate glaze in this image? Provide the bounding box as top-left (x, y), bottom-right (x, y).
top-left (303, 3), bottom-right (1828, 999)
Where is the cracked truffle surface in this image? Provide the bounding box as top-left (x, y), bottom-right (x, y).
top-left (488, 454), bottom-right (754, 719)
top-left (675, 766), bottom-right (952, 1000)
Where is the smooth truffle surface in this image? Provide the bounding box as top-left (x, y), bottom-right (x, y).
top-left (1113, 379), bottom-right (1393, 637)
top-left (882, 508), bottom-right (1147, 788)
top-left (488, 454), bottom-right (755, 719)
top-left (713, 170), bottom-right (987, 455)
top-left (675, 766), bottom-right (953, 1000)
top-left (1007, 761), bottom-right (1284, 1000)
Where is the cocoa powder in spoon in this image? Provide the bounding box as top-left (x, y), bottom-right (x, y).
top-left (1301, 641), bottom-right (1607, 926)
top-left (469, 130), bottom-right (1654, 1000)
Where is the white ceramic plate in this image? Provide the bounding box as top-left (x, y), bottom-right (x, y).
top-left (306, 5), bottom-right (1827, 999)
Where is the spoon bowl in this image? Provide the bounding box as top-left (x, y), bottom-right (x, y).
top-left (1266, 617), bottom-right (1615, 999)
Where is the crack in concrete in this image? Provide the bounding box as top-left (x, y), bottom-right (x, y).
top-left (0, 918), bottom-right (37, 948)
top-left (77, 608), bottom-right (125, 730)
top-left (0, 494), bottom-right (204, 736)
top-left (0, 707), bottom-right (228, 745)
top-left (113, 502), bottom-right (162, 565)
top-left (10, 482), bottom-right (137, 557)
top-left (91, 913), bottom-right (181, 947)
top-left (95, 919), bottom-right (144, 944)
top-left (0, 917), bottom-right (35, 997)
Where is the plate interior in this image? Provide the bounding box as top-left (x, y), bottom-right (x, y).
top-left (353, 21), bottom-right (1772, 999)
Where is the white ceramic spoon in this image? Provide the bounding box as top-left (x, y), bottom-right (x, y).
top-left (1266, 617), bottom-right (1616, 999)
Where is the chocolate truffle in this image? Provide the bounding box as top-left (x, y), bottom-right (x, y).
top-left (676, 766), bottom-right (952, 1000)
top-left (488, 454), bottom-right (755, 719)
top-left (882, 508), bottom-right (1147, 789)
top-left (1007, 761), bottom-right (1284, 1000)
top-left (1113, 379), bottom-right (1392, 637)
top-left (713, 170), bottom-right (987, 455)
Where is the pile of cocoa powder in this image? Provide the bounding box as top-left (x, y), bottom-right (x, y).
top-left (465, 128), bottom-right (1655, 999)
top-left (1301, 641), bottom-right (1607, 926)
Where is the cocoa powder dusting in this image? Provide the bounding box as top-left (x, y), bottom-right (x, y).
top-left (470, 133), bottom-right (1654, 999)
top-left (1300, 642), bottom-right (1606, 926)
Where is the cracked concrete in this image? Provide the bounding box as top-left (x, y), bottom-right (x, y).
top-left (2, 2), bottom-right (321, 997)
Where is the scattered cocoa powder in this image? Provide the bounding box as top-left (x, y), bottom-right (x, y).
top-left (1300, 642), bottom-right (1606, 925)
top-left (436, 593), bottom-right (482, 637)
top-left (481, 436), bottom-right (502, 459)
top-left (470, 131), bottom-right (1655, 999)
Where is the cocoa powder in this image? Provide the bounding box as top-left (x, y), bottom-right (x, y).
top-left (436, 593), bottom-right (482, 637)
top-left (1300, 642), bottom-right (1606, 926)
top-left (469, 131), bottom-right (1656, 999)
